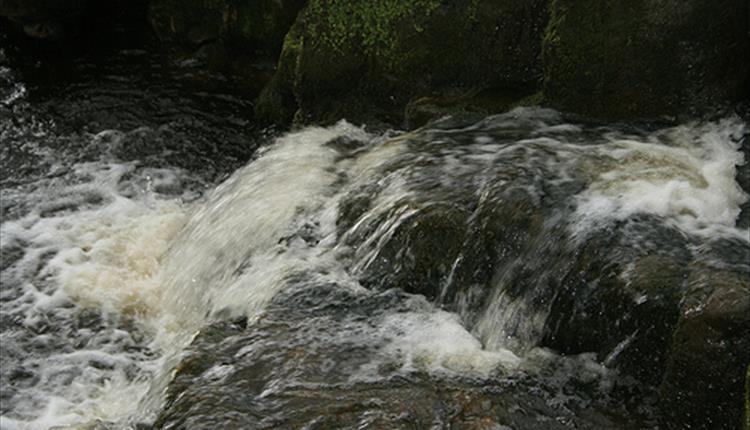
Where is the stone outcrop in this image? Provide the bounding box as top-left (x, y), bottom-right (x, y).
top-left (542, 0), bottom-right (750, 120)
top-left (255, 0), bottom-right (548, 126)
top-left (255, 0), bottom-right (748, 127)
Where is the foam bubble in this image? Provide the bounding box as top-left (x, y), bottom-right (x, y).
top-left (573, 118), bottom-right (748, 240)
top-left (378, 310), bottom-right (521, 375)
top-left (1, 148), bottom-right (191, 428)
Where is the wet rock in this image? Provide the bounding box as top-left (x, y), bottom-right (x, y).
top-left (256, 0), bottom-right (548, 127)
top-left (659, 266), bottom-right (750, 430)
top-left (333, 120), bottom-right (749, 429)
top-left (542, 0), bottom-right (750, 119)
top-left (149, 0), bottom-right (306, 57)
top-left (405, 91), bottom-right (544, 130)
top-left (542, 223), bottom-right (690, 382)
top-left (358, 203), bottom-right (469, 300)
top-left (154, 285), bottom-right (651, 429)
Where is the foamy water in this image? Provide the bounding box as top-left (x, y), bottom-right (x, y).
top-left (2, 108), bottom-right (747, 428)
top-left (573, 118), bottom-right (748, 240)
top-left (0, 156), bottom-right (191, 429)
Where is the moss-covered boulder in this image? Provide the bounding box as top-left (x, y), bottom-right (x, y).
top-left (256, 0), bottom-right (548, 127)
top-left (542, 0), bottom-right (750, 119)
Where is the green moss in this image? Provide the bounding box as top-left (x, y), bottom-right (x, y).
top-left (306, 0), bottom-right (441, 66)
top-left (513, 91), bottom-right (544, 107)
top-left (466, 0), bottom-right (481, 25)
top-left (255, 19), bottom-right (305, 125)
top-left (258, 0), bottom-right (548, 126)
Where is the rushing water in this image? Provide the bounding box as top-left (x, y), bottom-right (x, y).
top-left (1, 34), bottom-right (749, 430)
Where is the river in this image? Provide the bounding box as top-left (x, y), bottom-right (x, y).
top-left (1, 31), bottom-right (748, 430)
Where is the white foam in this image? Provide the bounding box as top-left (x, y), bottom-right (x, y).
top-left (153, 121), bottom-right (373, 331)
top-left (0, 140), bottom-right (191, 428)
top-left (377, 310), bottom-right (521, 375)
top-left (573, 118), bottom-right (748, 240)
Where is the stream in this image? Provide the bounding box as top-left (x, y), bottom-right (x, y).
top-left (1, 32), bottom-right (748, 430)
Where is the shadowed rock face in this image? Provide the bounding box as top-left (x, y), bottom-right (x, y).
top-left (255, 0), bottom-right (549, 126)
top-left (255, 0), bottom-right (748, 127)
top-left (147, 0), bottom-right (307, 56)
top-left (5, 1), bottom-right (747, 124)
top-left (0, 0), bottom-right (149, 41)
top-left (146, 0), bottom-right (307, 90)
top-left (660, 267), bottom-right (750, 430)
top-left (542, 0), bottom-right (750, 120)
top-left (0, 0), bottom-right (86, 39)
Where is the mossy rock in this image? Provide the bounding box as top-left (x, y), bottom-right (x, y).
top-left (256, 0), bottom-right (548, 127)
top-left (542, 0), bottom-right (750, 120)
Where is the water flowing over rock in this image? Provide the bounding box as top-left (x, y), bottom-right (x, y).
top-left (3, 6), bottom-right (750, 429)
top-left (147, 110), bottom-right (748, 429)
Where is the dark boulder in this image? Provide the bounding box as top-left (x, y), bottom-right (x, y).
top-left (0, 0), bottom-right (87, 39)
top-left (147, 0), bottom-right (307, 88)
top-left (542, 0), bottom-right (750, 120)
top-left (356, 203), bottom-right (469, 300)
top-left (256, 0), bottom-right (549, 127)
top-left (154, 285), bottom-right (652, 429)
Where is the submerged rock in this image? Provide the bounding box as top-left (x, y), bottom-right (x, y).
top-left (256, 0), bottom-right (548, 126)
top-left (334, 114), bottom-right (750, 429)
top-left (154, 285), bottom-right (654, 429)
top-left (542, 0), bottom-right (750, 119)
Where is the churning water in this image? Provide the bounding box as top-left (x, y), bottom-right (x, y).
top-left (1, 41), bottom-right (748, 429)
